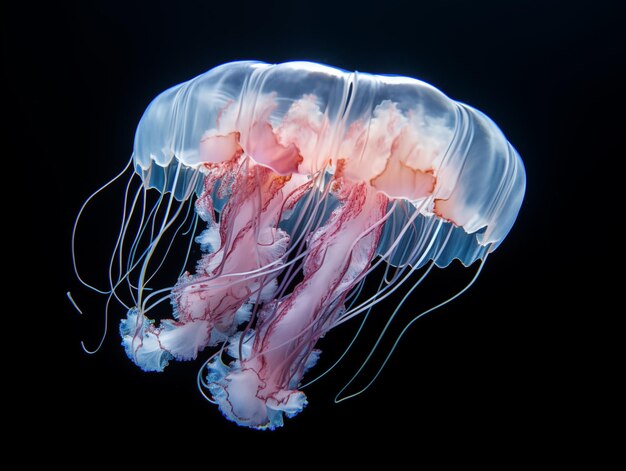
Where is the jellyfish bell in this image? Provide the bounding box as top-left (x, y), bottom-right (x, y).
top-left (71, 60), bottom-right (525, 430)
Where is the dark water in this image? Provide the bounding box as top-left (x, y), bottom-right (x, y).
top-left (7, 0), bottom-right (622, 446)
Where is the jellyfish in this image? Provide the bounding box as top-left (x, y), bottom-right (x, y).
top-left (70, 61), bottom-right (525, 430)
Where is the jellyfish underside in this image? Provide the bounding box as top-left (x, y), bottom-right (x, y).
top-left (72, 61), bottom-right (525, 430)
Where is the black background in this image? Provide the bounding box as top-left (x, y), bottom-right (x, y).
top-left (6, 0), bottom-right (623, 445)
